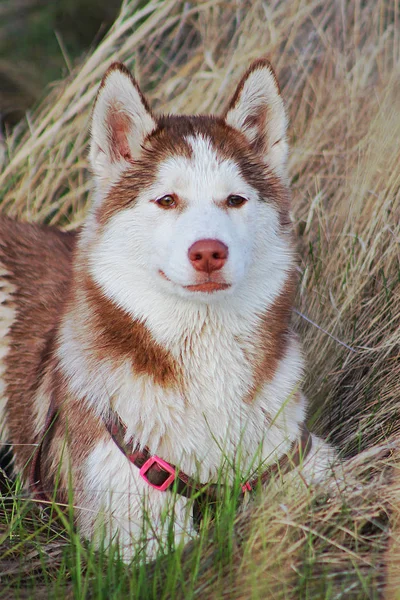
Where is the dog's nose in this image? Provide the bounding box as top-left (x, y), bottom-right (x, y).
top-left (188, 239), bottom-right (228, 273)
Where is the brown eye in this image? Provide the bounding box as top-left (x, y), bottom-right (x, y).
top-left (227, 195), bottom-right (247, 208)
top-left (156, 195), bottom-right (176, 208)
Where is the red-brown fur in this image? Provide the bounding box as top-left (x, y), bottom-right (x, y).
top-left (0, 215), bottom-right (76, 472)
top-left (243, 274), bottom-right (297, 404)
top-left (82, 276), bottom-right (183, 389)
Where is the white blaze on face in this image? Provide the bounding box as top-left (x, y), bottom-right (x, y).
top-left (89, 132), bottom-right (289, 319)
top-left (147, 135), bottom-right (258, 290)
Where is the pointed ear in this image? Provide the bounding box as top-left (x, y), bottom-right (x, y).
top-left (223, 59), bottom-right (288, 178)
top-left (89, 62), bottom-right (156, 183)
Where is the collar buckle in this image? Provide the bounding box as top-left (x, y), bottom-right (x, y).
top-left (241, 481), bottom-right (253, 493)
top-left (139, 455), bottom-right (176, 491)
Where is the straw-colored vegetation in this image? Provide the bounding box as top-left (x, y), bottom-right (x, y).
top-left (0, 0), bottom-right (399, 597)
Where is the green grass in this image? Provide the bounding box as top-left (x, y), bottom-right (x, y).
top-left (0, 445), bottom-right (391, 598)
top-left (0, 470), bottom-right (242, 599)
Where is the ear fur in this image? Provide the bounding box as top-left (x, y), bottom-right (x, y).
top-left (223, 59), bottom-right (288, 178)
top-left (90, 62), bottom-right (156, 183)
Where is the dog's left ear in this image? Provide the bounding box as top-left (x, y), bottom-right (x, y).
top-left (90, 63), bottom-right (156, 183)
top-left (223, 59), bottom-right (288, 178)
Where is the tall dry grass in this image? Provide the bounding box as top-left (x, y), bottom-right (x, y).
top-left (1, 0), bottom-right (399, 597)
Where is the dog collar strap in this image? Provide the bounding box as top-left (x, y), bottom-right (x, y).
top-left (104, 409), bottom-right (313, 498)
top-left (240, 424), bottom-right (313, 495)
top-left (104, 410), bottom-right (209, 498)
top-left (29, 401), bottom-right (312, 507)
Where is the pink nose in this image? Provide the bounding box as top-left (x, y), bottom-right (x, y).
top-left (188, 239), bottom-right (228, 273)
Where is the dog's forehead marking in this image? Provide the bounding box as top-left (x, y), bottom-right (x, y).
top-left (154, 134), bottom-right (253, 202)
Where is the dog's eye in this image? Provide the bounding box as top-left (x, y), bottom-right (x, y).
top-left (156, 195), bottom-right (176, 208)
top-left (227, 195), bottom-right (247, 208)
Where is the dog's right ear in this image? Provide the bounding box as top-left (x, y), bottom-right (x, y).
top-left (89, 63), bottom-right (156, 183)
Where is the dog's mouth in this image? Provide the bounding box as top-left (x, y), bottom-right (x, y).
top-left (184, 281), bottom-right (231, 293)
top-left (159, 271), bottom-right (231, 293)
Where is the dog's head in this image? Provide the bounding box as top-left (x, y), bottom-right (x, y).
top-left (85, 60), bottom-right (293, 313)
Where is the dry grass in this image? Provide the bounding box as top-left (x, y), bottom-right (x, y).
top-left (1, 0), bottom-right (399, 597)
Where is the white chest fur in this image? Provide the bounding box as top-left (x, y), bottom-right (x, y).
top-left (59, 298), bottom-right (305, 485)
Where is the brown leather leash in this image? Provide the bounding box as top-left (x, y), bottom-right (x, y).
top-left (29, 400), bottom-right (313, 527)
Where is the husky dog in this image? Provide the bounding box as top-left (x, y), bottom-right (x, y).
top-left (0, 60), bottom-right (335, 559)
